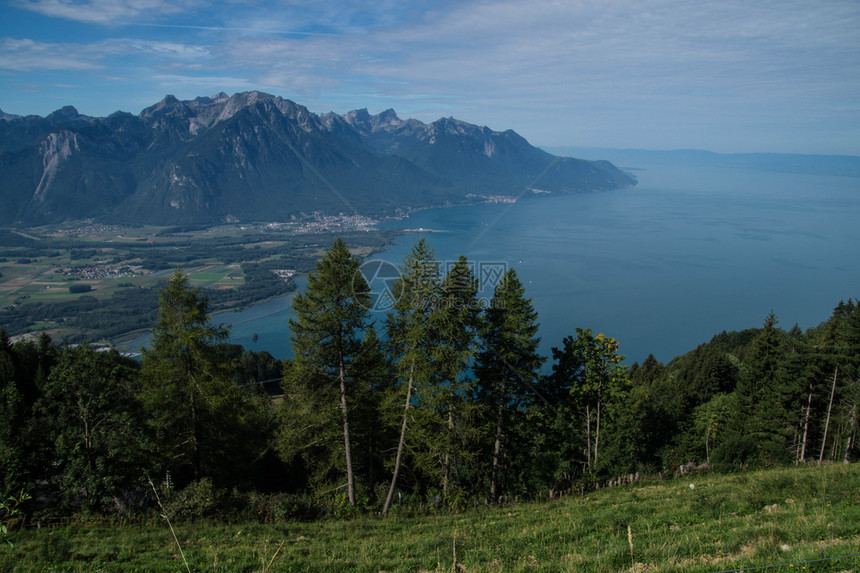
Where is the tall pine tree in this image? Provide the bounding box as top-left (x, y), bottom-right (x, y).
top-left (382, 239), bottom-right (441, 515)
top-left (731, 312), bottom-right (792, 464)
top-left (283, 238), bottom-right (371, 507)
top-left (424, 256), bottom-right (481, 500)
top-left (140, 269), bottom-right (266, 486)
top-left (474, 268), bottom-right (544, 502)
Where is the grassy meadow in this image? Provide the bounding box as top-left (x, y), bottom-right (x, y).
top-left (2, 463), bottom-right (858, 572)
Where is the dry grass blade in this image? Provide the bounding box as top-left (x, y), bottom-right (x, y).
top-left (262, 540), bottom-right (286, 573)
top-left (148, 477), bottom-right (191, 573)
top-left (628, 525), bottom-right (635, 570)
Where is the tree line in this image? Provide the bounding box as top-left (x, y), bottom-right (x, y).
top-left (1, 238), bottom-right (858, 519)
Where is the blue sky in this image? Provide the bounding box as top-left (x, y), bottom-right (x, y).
top-left (1, 0), bottom-right (859, 155)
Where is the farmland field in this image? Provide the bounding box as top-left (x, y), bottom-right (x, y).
top-left (0, 221), bottom-right (397, 344)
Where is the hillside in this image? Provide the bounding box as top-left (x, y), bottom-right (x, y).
top-left (0, 92), bottom-right (635, 225)
top-left (2, 464), bottom-right (857, 571)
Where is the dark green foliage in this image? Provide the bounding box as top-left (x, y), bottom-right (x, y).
top-left (413, 256), bottom-right (482, 502)
top-left (711, 434), bottom-right (759, 470)
top-left (348, 326), bottom-right (395, 498)
top-left (730, 313), bottom-right (794, 464)
top-left (279, 239), bottom-right (371, 506)
top-left (37, 346), bottom-right (148, 512)
top-left (381, 239), bottom-right (443, 513)
top-left (222, 345), bottom-right (283, 395)
top-left (139, 269), bottom-right (273, 487)
top-left (474, 269), bottom-right (544, 501)
top-left (0, 331), bottom-right (25, 495)
top-left (544, 328), bottom-right (628, 480)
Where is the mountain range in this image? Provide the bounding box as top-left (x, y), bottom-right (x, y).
top-left (0, 91), bottom-right (635, 225)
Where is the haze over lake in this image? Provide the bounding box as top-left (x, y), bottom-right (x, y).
top-left (128, 154), bottom-right (860, 365)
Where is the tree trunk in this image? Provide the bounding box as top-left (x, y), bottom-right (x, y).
top-left (594, 399), bottom-right (602, 468)
top-left (819, 367), bottom-right (838, 465)
top-left (338, 355), bottom-right (356, 507)
top-left (383, 361), bottom-right (414, 516)
top-left (490, 380), bottom-right (506, 502)
top-left (585, 404), bottom-right (592, 470)
top-left (443, 405), bottom-right (453, 495)
top-left (799, 382), bottom-right (814, 463)
top-left (190, 383), bottom-right (201, 479)
top-left (846, 402), bottom-right (857, 463)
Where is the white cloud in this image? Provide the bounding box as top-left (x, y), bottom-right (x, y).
top-left (12, 0), bottom-right (191, 24)
top-left (0, 38), bottom-right (102, 71)
top-left (102, 39), bottom-right (210, 60)
top-left (214, 0), bottom-right (858, 107)
top-left (150, 73), bottom-right (254, 91)
top-left (0, 36), bottom-right (210, 72)
top-left (4, 0), bottom-right (859, 151)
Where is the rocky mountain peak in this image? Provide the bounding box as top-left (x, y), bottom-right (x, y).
top-left (140, 95), bottom-right (187, 120)
top-left (0, 91), bottom-right (635, 225)
top-left (47, 105), bottom-right (82, 122)
top-left (431, 116), bottom-right (489, 136)
top-left (372, 108), bottom-right (401, 128)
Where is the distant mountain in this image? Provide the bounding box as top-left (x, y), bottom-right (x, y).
top-left (0, 92), bottom-right (635, 225)
top-left (547, 146), bottom-right (860, 178)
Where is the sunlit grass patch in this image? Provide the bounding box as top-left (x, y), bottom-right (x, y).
top-left (2, 464), bottom-right (858, 572)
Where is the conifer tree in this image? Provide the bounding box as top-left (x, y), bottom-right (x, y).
top-left (817, 300), bottom-right (860, 462)
top-left (284, 238), bottom-right (370, 507)
top-left (0, 330), bottom-right (25, 495)
top-left (349, 325), bottom-right (394, 495)
top-left (382, 238), bottom-right (440, 515)
top-left (140, 269), bottom-right (263, 485)
top-left (422, 256), bottom-right (481, 499)
top-left (732, 312), bottom-right (792, 464)
top-left (474, 268), bottom-right (543, 502)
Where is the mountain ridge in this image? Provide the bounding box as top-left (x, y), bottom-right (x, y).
top-left (0, 91), bottom-right (636, 225)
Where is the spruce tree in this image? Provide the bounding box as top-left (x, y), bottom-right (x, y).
top-left (382, 238), bottom-right (441, 515)
top-left (140, 269), bottom-right (265, 486)
top-left (349, 325), bottom-right (394, 496)
top-left (422, 256), bottom-right (481, 500)
top-left (0, 330), bottom-right (25, 495)
top-left (474, 268), bottom-right (543, 502)
top-left (285, 238), bottom-right (371, 507)
top-left (732, 312), bottom-right (791, 464)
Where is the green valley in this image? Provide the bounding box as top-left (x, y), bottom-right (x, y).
top-left (0, 220), bottom-right (397, 344)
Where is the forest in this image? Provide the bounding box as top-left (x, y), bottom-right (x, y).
top-left (1, 237), bottom-right (858, 524)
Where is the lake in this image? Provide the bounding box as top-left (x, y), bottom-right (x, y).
top-left (123, 156), bottom-right (860, 365)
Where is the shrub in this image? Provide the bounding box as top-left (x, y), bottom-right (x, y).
top-left (711, 434), bottom-right (757, 471)
top-left (162, 479), bottom-right (223, 521)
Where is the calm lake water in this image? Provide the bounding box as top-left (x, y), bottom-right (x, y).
top-left (123, 159), bottom-right (860, 365)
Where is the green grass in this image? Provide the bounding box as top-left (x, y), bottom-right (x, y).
top-left (2, 464), bottom-right (858, 572)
